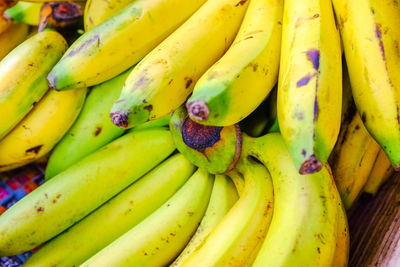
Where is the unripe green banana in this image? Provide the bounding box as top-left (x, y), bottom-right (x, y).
top-left (80, 168), bottom-right (213, 267)
top-left (0, 128), bottom-right (175, 256)
top-left (180, 158), bottom-right (274, 266)
top-left (25, 154), bottom-right (195, 267)
top-left (0, 30), bottom-right (68, 140)
top-left (187, 0), bottom-right (282, 126)
top-left (44, 68), bottom-right (132, 179)
top-left (278, 0), bottom-right (342, 174)
top-left (47, 0), bottom-right (207, 90)
top-left (4, 1), bottom-right (42, 25)
top-left (172, 174), bottom-right (238, 266)
top-left (109, 0), bottom-right (250, 129)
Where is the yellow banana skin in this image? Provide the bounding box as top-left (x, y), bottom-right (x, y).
top-left (4, 1), bottom-right (42, 25)
top-left (181, 158), bottom-right (274, 267)
top-left (331, 112), bottom-right (381, 210)
top-left (0, 30), bottom-right (68, 140)
top-left (47, 0), bottom-right (207, 90)
top-left (278, 0), bottom-right (342, 174)
top-left (0, 128), bottom-right (175, 256)
top-left (332, 0), bottom-right (400, 169)
top-left (244, 133), bottom-right (338, 267)
top-left (364, 149), bottom-right (394, 195)
top-left (110, 0), bottom-right (250, 129)
top-left (80, 168), bottom-right (213, 267)
top-left (0, 87), bottom-right (87, 172)
top-left (186, 0), bottom-right (282, 126)
top-left (0, 23), bottom-right (29, 61)
top-left (84, 0), bottom-right (134, 30)
top-left (172, 174), bottom-right (238, 266)
top-left (25, 154), bottom-right (195, 267)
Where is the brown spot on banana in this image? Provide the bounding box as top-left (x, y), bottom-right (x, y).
top-left (299, 155), bottom-right (323, 174)
top-left (186, 100), bottom-right (210, 121)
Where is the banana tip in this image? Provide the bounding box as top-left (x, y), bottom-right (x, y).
top-left (299, 155), bottom-right (323, 175)
top-left (186, 100), bottom-right (210, 121)
top-left (395, 164), bottom-right (400, 172)
top-left (110, 112), bottom-right (129, 129)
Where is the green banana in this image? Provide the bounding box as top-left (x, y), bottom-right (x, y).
top-left (169, 106), bottom-right (242, 174)
top-left (186, 0), bottom-right (282, 126)
top-left (80, 168), bottom-right (213, 267)
top-left (4, 1), bottom-right (42, 25)
top-left (244, 133), bottom-right (338, 267)
top-left (278, 0), bottom-right (342, 174)
top-left (0, 30), bottom-right (67, 140)
top-left (0, 128), bottom-right (175, 256)
top-left (25, 154), bottom-right (195, 267)
top-left (172, 174), bottom-right (238, 266)
top-left (110, 0), bottom-right (249, 129)
top-left (180, 158), bottom-right (274, 266)
top-left (47, 0), bottom-right (207, 90)
top-left (44, 68), bottom-right (132, 179)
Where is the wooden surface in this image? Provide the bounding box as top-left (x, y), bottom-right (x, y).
top-left (348, 173), bottom-right (400, 267)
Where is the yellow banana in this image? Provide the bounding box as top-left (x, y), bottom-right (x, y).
top-left (4, 1), bottom-right (42, 25)
top-left (180, 158), bottom-right (274, 267)
top-left (331, 173), bottom-right (350, 267)
top-left (0, 87), bottom-right (87, 172)
top-left (0, 30), bottom-right (68, 140)
top-left (110, 0), bottom-right (250, 129)
top-left (84, 0), bottom-right (134, 30)
top-left (0, 128), bottom-right (175, 256)
top-left (0, 16), bottom-right (11, 35)
top-left (172, 174), bottom-right (238, 266)
top-left (186, 0), bottom-right (282, 126)
top-left (25, 154), bottom-right (195, 267)
top-left (331, 112), bottom-right (381, 210)
top-left (80, 168), bottom-right (213, 267)
top-left (278, 0), bottom-right (342, 174)
top-left (332, 0), bottom-right (400, 169)
top-left (0, 23), bottom-right (29, 61)
top-left (364, 149), bottom-right (394, 195)
top-left (48, 0), bottom-right (207, 90)
top-left (244, 133), bottom-right (338, 267)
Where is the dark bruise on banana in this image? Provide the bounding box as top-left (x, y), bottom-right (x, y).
top-left (170, 106), bottom-right (242, 174)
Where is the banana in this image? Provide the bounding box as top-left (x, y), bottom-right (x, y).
top-left (0, 128), bottom-right (175, 256)
top-left (172, 174), bottom-right (238, 266)
top-left (47, 0), bottom-right (207, 90)
top-left (180, 158), bottom-right (274, 267)
top-left (110, 0), bottom-right (250, 129)
top-left (25, 154), bottom-right (195, 267)
top-left (0, 23), bottom-right (29, 61)
top-left (0, 87), bottom-right (87, 172)
top-left (331, 173), bottom-right (350, 267)
top-left (278, 0), bottom-right (342, 174)
top-left (331, 112), bottom-right (381, 210)
top-left (332, 0), bottom-right (400, 169)
top-left (364, 149), bottom-right (394, 195)
top-left (80, 168), bottom-right (213, 267)
top-left (4, 1), bottom-right (42, 25)
top-left (84, 0), bottom-right (134, 30)
top-left (186, 0), bottom-right (282, 126)
top-left (243, 133), bottom-right (338, 267)
top-left (44, 68), bottom-right (132, 179)
top-left (0, 30), bottom-right (67, 140)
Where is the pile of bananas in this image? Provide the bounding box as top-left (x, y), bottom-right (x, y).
top-left (0, 0), bottom-right (399, 266)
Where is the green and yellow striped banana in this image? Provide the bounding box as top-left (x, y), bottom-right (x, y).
top-left (332, 0), bottom-right (400, 169)
top-left (186, 0), bottom-right (282, 126)
top-left (278, 0), bottom-right (342, 174)
top-left (80, 168), bottom-right (213, 267)
top-left (25, 154), bottom-right (195, 267)
top-left (110, 0), bottom-right (250, 129)
top-left (0, 87), bottom-right (87, 172)
top-left (0, 30), bottom-right (67, 140)
top-left (47, 0), bottom-right (207, 90)
top-left (0, 128), bottom-right (175, 256)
